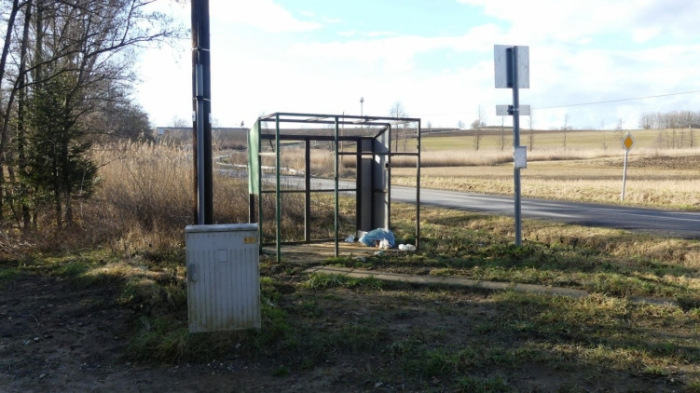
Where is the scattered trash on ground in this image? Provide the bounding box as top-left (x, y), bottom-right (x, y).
top-left (359, 228), bottom-right (395, 248)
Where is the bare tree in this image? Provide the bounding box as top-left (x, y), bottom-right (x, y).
top-left (0, 0), bottom-right (25, 221)
top-left (389, 101), bottom-right (407, 151)
top-left (616, 118), bottom-right (624, 135)
top-left (471, 105), bottom-right (486, 151)
top-left (601, 120), bottom-right (607, 151)
top-left (562, 113), bottom-right (569, 151)
top-left (171, 116), bottom-right (189, 128)
top-left (640, 113), bottom-right (652, 129)
top-left (687, 112), bottom-right (695, 148)
top-left (0, 0), bottom-right (181, 227)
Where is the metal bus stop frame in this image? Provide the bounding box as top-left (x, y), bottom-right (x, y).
top-left (247, 112), bottom-right (421, 262)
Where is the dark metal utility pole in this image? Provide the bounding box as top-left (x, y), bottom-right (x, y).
top-left (191, 0), bottom-right (213, 224)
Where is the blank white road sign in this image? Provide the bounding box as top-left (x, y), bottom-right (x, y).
top-left (494, 45), bottom-right (530, 89)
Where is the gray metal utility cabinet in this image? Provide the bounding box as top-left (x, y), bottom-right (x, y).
top-left (247, 112), bottom-right (422, 261)
top-left (186, 223), bottom-right (260, 333)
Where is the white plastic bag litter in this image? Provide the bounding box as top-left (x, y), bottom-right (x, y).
top-left (358, 228), bottom-right (395, 248)
top-left (398, 244), bottom-right (416, 252)
top-left (378, 239), bottom-right (392, 249)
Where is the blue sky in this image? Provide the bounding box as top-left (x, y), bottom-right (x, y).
top-left (136, 0), bottom-right (700, 130)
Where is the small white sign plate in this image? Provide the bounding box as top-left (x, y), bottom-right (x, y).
top-left (514, 146), bottom-right (528, 169)
top-left (496, 105), bottom-right (531, 116)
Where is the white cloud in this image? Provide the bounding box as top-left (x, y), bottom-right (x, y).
top-left (458, 0), bottom-right (626, 43)
top-left (211, 0), bottom-right (320, 33)
top-left (288, 24), bottom-right (503, 78)
top-left (459, 0), bottom-right (700, 45)
top-left (136, 1), bottom-right (700, 130)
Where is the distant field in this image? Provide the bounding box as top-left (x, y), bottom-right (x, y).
top-left (421, 128), bottom-right (697, 152)
top-left (394, 128), bottom-right (700, 210)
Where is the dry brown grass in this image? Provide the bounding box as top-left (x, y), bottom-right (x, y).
top-left (15, 131), bottom-right (698, 255)
top-left (255, 146), bottom-right (356, 177)
top-left (87, 143), bottom-right (250, 255)
top-left (392, 149), bottom-right (619, 168)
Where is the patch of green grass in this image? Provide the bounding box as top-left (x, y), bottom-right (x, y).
top-left (371, 205), bottom-right (700, 301)
top-left (296, 299), bottom-right (322, 317)
top-left (292, 322), bottom-right (389, 368)
top-left (126, 316), bottom-right (252, 363)
top-left (401, 344), bottom-right (537, 381)
top-left (272, 365), bottom-right (291, 377)
top-left (58, 260), bottom-right (91, 277)
top-left (302, 273), bottom-right (384, 290)
top-left (686, 381), bottom-right (700, 393)
top-left (456, 375), bottom-right (511, 393)
top-left (676, 294), bottom-right (700, 312)
top-left (0, 266), bottom-right (21, 281)
top-left (73, 239), bottom-right (700, 391)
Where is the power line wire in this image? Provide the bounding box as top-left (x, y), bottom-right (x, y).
top-left (410, 89), bottom-right (700, 123)
top-left (533, 89), bottom-right (700, 110)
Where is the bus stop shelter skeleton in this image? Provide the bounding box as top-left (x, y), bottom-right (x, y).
top-left (248, 112), bottom-right (422, 262)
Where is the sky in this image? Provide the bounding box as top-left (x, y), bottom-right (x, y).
top-left (135, 0), bottom-right (700, 130)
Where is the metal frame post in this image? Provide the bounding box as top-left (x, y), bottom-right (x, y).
top-left (275, 114), bottom-right (281, 263)
top-left (257, 119), bottom-right (263, 254)
top-left (386, 124), bottom-right (392, 230)
top-left (305, 139), bottom-right (311, 241)
top-left (334, 117), bottom-right (340, 257)
top-left (355, 139), bottom-right (362, 233)
top-left (416, 120), bottom-right (421, 249)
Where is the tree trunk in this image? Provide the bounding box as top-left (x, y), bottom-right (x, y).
top-left (0, 0), bottom-right (22, 219)
top-left (61, 121), bottom-right (72, 226)
top-left (6, 165), bottom-right (19, 226)
top-left (53, 151), bottom-right (62, 228)
top-left (17, 78), bottom-right (30, 228)
top-left (17, 0), bottom-right (33, 228)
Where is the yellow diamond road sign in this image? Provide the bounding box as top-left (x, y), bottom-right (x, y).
top-left (623, 133), bottom-right (634, 150)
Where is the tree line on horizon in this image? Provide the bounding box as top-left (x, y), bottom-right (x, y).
top-left (639, 110), bottom-right (700, 130)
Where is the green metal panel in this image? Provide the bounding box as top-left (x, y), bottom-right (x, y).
top-left (247, 122), bottom-right (260, 195)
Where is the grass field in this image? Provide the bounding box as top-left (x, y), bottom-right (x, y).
top-left (5, 203), bottom-right (700, 392)
top-left (4, 138), bottom-right (700, 391)
top-left (421, 127), bottom-right (695, 152)
top-left (389, 128), bottom-right (700, 210)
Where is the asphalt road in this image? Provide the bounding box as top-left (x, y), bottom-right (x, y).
top-left (391, 186), bottom-right (700, 239)
top-left (260, 174), bottom-right (700, 239)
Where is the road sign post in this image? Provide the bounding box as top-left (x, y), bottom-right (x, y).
top-left (495, 45), bottom-right (530, 246)
top-left (620, 132), bottom-right (635, 201)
